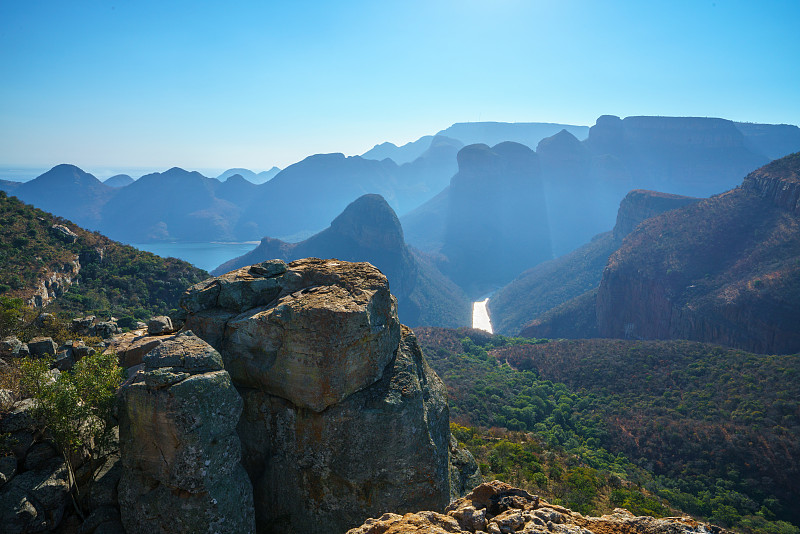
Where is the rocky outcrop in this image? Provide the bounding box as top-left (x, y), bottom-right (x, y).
top-left (28, 258), bottom-right (81, 307)
top-left (347, 480), bottom-right (727, 534)
top-left (741, 152), bottom-right (800, 215)
top-left (0, 398), bottom-right (71, 534)
top-left (181, 258), bottom-right (472, 533)
top-left (118, 331), bottom-right (255, 534)
top-left (612, 190), bottom-right (699, 241)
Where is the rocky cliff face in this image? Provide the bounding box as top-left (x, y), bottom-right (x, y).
top-left (118, 331), bottom-right (255, 533)
top-left (597, 153), bottom-right (800, 354)
top-left (346, 480), bottom-right (727, 534)
top-left (27, 257), bottom-right (80, 307)
top-left (179, 258), bottom-right (476, 533)
top-left (741, 152), bottom-right (800, 215)
top-left (489, 190), bottom-right (700, 337)
top-left (612, 189), bottom-right (700, 241)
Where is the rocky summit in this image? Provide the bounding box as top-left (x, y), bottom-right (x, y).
top-left (347, 480), bottom-right (728, 534)
top-left (177, 257), bottom-right (479, 533)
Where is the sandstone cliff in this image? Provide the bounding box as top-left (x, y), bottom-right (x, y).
top-left (177, 258), bottom-right (478, 533)
top-left (597, 153), bottom-right (800, 354)
top-left (347, 480), bottom-right (727, 534)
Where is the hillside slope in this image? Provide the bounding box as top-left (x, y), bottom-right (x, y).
top-left (597, 153), bottom-right (800, 354)
top-left (0, 191), bottom-right (207, 323)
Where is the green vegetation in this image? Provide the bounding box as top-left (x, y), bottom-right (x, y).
top-left (0, 191), bottom-right (207, 326)
top-left (20, 350), bottom-right (123, 516)
top-left (416, 328), bottom-right (800, 533)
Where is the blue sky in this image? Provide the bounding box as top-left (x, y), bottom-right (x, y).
top-left (1, 0), bottom-right (798, 177)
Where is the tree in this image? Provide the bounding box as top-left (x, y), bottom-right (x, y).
top-left (20, 350), bottom-right (123, 516)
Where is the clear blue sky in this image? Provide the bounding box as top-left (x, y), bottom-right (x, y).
top-left (1, 0), bottom-right (798, 176)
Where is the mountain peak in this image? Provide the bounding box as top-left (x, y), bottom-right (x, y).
top-left (329, 193), bottom-right (404, 248)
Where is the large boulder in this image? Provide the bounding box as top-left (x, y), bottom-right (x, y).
top-left (117, 331), bottom-right (255, 534)
top-left (181, 258), bottom-right (458, 533)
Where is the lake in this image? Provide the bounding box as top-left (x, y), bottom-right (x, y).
top-left (130, 242), bottom-right (259, 272)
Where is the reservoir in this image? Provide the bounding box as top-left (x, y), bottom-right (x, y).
top-left (472, 298), bottom-right (493, 333)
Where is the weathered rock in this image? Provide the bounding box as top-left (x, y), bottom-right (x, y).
top-left (87, 453), bottom-right (121, 510)
top-left (53, 350), bottom-right (76, 371)
top-left (78, 505), bottom-right (121, 534)
top-left (184, 258), bottom-right (401, 412)
top-left (0, 457), bottom-right (70, 534)
top-left (0, 455), bottom-right (17, 487)
top-left (146, 315), bottom-right (173, 335)
top-left (449, 435), bottom-right (483, 501)
top-left (22, 442), bottom-right (58, 471)
top-left (0, 336), bottom-right (23, 358)
top-left (27, 336), bottom-right (57, 357)
top-left (118, 331), bottom-right (255, 534)
top-left (93, 321), bottom-right (120, 340)
top-left (72, 316), bottom-right (97, 335)
top-left (348, 480), bottom-right (729, 534)
top-left (51, 224), bottom-right (78, 243)
top-left (0, 398), bottom-right (37, 434)
top-left (105, 331), bottom-right (165, 368)
top-left (182, 258), bottom-right (457, 533)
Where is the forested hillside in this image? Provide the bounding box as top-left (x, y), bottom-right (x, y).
top-left (416, 327), bottom-right (800, 533)
top-left (0, 191), bottom-right (207, 327)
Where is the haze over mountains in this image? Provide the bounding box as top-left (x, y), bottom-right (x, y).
top-left (2, 115), bottom-right (800, 332)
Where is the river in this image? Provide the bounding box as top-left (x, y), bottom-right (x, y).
top-left (472, 298), bottom-right (493, 333)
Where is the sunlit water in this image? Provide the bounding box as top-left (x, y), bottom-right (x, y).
top-left (472, 298), bottom-right (493, 333)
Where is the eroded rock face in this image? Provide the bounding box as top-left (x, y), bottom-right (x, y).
top-left (181, 258), bottom-right (459, 533)
top-left (183, 257), bottom-right (400, 412)
top-left (118, 331), bottom-right (255, 534)
top-left (347, 480), bottom-right (728, 534)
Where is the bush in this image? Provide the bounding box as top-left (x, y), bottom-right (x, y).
top-left (20, 351), bottom-right (123, 513)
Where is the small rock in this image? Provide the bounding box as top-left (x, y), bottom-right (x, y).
top-left (0, 399), bottom-right (37, 433)
top-left (51, 224), bottom-right (78, 243)
top-left (53, 350), bottom-right (75, 371)
top-left (147, 316), bottom-right (173, 335)
top-left (72, 316), bottom-right (96, 335)
top-left (0, 455), bottom-right (17, 487)
top-left (34, 313), bottom-right (54, 328)
top-left (0, 336), bottom-right (22, 358)
top-left (27, 337), bottom-right (57, 358)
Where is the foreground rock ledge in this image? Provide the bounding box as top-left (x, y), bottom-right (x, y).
top-left (180, 258), bottom-right (479, 533)
top-left (347, 480), bottom-right (728, 534)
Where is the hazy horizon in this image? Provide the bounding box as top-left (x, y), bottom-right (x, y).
top-left (2, 1), bottom-right (798, 172)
